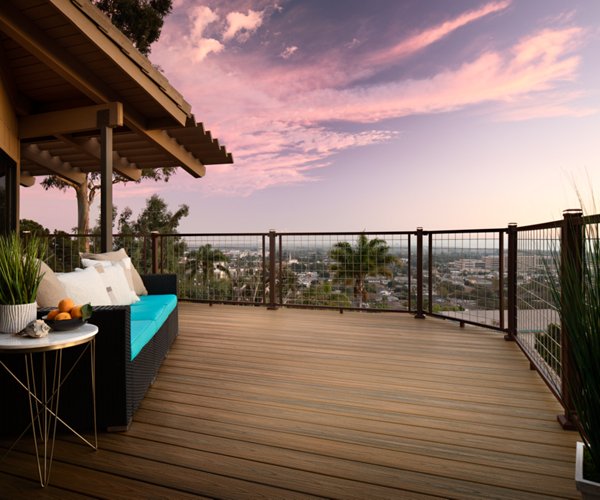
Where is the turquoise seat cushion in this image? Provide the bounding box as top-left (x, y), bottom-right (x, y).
top-left (130, 294), bottom-right (177, 360)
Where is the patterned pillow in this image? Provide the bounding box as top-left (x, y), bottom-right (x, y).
top-left (81, 257), bottom-right (139, 303)
top-left (91, 265), bottom-right (139, 305)
top-left (80, 248), bottom-right (148, 295)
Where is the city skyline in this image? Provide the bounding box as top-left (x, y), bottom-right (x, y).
top-left (20, 0), bottom-right (600, 233)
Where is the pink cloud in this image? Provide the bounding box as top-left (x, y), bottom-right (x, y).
top-left (150, 5), bottom-right (587, 197)
top-left (223, 9), bottom-right (264, 41)
top-left (244, 0), bottom-right (512, 95)
top-left (369, 0), bottom-right (512, 65)
top-left (182, 5), bottom-right (224, 61)
top-left (280, 45), bottom-right (298, 59)
top-left (259, 27), bottom-right (584, 124)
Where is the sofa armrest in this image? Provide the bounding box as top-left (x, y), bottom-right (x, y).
top-left (141, 274), bottom-right (177, 295)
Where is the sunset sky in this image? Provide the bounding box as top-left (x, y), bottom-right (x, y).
top-left (20, 0), bottom-right (600, 233)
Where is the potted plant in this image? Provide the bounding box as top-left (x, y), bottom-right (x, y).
top-left (550, 212), bottom-right (600, 498)
top-left (0, 233), bottom-right (46, 333)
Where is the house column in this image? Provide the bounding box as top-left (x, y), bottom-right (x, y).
top-left (98, 110), bottom-right (114, 252)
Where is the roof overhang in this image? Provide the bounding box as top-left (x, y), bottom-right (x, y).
top-left (0, 0), bottom-right (233, 186)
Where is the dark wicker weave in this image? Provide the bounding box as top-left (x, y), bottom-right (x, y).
top-left (0, 274), bottom-right (178, 434)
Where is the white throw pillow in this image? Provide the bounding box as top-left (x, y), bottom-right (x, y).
top-left (92, 265), bottom-right (139, 305)
top-left (56, 267), bottom-right (112, 306)
top-left (81, 257), bottom-right (139, 303)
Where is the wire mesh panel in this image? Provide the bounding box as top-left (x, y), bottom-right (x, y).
top-left (41, 234), bottom-right (100, 272)
top-left (114, 233), bottom-right (152, 274)
top-left (158, 233), bottom-right (267, 304)
top-left (429, 230), bottom-right (506, 328)
top-left (515, 222), bottom-right (561, 394)
top-left (279, 232), bottom-right (410, 310)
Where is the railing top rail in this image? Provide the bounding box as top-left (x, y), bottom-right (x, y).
top-left (583, 214), bottom-right (600, 225)
top-left (33, 233), bottom-right (150, 238)
top-left (517, 219), bottom-right (562, 232)
top-left (277, 231), bottom-right (414, 237)
top-left (426, 227), bottom-right (506, 235)
top-left (156, 232), bottom-right (269, 238)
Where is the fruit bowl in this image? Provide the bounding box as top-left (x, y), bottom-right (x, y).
top-left (42, 317), bottom-right (87, 331)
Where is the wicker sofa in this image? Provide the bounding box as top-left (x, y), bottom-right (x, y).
top-left (0, 273), bottom-right (178, 433)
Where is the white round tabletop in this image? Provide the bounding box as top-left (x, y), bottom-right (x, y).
top-left (0, 322), bottom-right (98, 353)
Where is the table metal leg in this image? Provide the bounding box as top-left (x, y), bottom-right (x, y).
top-left (25, 351), bottom-right (62, 487)
top-left (1, 339), bottom-right (97, 487)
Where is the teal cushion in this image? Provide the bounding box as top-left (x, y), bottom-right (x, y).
top-left (129, 295), bottom-right (177, 360)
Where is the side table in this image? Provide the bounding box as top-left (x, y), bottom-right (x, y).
top-left (0, 322), bottom-right (98, 487)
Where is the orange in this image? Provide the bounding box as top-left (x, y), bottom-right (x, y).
top-left (55, 312), bottom-right (72, 320)
top-left (58, 298), bottom-right (75, 313)
top-left (70, 305), bottom-right (83, 319)
top-left (46, 309), bottom-right (60, 320)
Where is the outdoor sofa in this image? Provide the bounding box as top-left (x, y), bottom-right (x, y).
top-left (0, 273), bottom-right (179, 433)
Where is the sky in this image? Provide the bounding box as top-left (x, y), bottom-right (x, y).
top-left (19, 0), bottom-right (600, 233)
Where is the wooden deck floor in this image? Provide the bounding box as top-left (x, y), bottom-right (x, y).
top-left (0, 303), bottom-right (579, 499)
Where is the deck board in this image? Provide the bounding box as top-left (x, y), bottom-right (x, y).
top-left (0, 303), bottom-right (579, 498)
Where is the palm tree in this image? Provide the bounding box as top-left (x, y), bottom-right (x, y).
top-left (329, 234), bottom-right (398, 307)
top-left (186, 244), bottom-right (230, 284)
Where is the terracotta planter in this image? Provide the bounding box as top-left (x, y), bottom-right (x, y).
top-left (0, 302), bottom-right (37, 334)
top-left (576, 442), bottom-right (600, 499)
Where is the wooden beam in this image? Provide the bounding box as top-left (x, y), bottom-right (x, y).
top-left (22, 144), bottom-right (86, 185)
top-left (57, 134), bottom-right (141, 181)
top-left (63, 0), bottom-right (191, 117)
top-left (19, 103), bottom-right (123, 140)
top-left (144, 130), bottom-right (206, 178)
top-left (0, 43), bottom-right (32, 116)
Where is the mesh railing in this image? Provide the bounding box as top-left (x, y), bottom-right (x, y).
top-left (515, 220), bottom-right (562, 395)
top-left (428, 229), bottom-right (507, 329)
top-left (39, 233), bottom-right (152, 274)
top-left (25, 213), bottom-right (600, 416)
top-left (278, 232), bottom-right (411, 310)
top-left (156, 233), bottom-right (267, 303)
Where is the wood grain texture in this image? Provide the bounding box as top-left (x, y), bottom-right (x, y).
top-left (0, 303), bottom-right (579, 498)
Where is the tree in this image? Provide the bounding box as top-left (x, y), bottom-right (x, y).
top-left (41, 169), bottom-right (176, 236)
top-left (92, 0), bottom-right (173, 56)
top-left (20, 219), bottom-right (50, 236)
top-left (186, 244), bottom-right (230, 284)
top-left (297, 283), bottom-right (351, 308)
top-left (113, 194), bottom-right (189, 273)
top-left (329, 234), bottom-right (398, 307)
top-left (41, 0), bottom-right (174, 234)
top-left (181, 244), bottom-right (231, 301)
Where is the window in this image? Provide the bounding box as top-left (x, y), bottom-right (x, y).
top-left (0, 149), bottom-right (17, 235)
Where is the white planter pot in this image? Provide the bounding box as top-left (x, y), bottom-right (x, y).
top-left (576, 442), bottom-right (600, 499)
top-left (0, 302), bottom-right (37, 334)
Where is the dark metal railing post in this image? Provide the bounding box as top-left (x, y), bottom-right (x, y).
top-left (557, 209), bottom-right (583, 429)
top-left (428, 232), bottom-right (433, 314)
top-left (278, 234), bottom-right (283, 306)
top-left (268, 230), bottom-right (277, 310)
top-left (407, 234), bottom-right (412, 312)
top-left (262, 235), bottom-right (266, 304)
top-left (505, 223), bottom-right (517, 340)
top-left (150, 231), bottom-right (159, 274)
top-left (498, 230), bottom-right (505, 330)
top-left (414, 227), bottom-right (425, 319)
